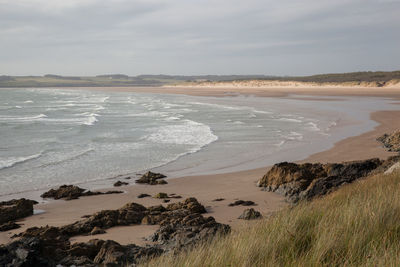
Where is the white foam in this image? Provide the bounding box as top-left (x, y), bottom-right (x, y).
top-left (146, 120), bottom-right (218, 149)
top-left (285, 131), bottom-right (304, 141)
top-left (0, 153), bottom-right (42, 170)
top-left (306, 122), bottom-right (321, 131)
top-left (15, 106), bottom-right (22, 109)
top-left (24, 100), bottom-right (33, 103)
top-left (276, 118), bottom-right (303, 123)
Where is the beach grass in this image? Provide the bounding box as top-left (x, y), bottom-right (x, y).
top-left (142, 170), bottom-right (400, 266)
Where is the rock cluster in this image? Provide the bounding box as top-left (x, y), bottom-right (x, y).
top-left (0, 199), bottom-right (37, 232)
top-left (136, 171), bottom-right (168, 185)
top-left (258, 158), bottom-right (383, 203)
top-left (377, 131), bottom-right (400, 152)
top-left (1, 198), bottom-right (229, 266)
top-left (238, 208), bottom-right (262, 220)
top-left (40, 185), bottom-right (123, 200)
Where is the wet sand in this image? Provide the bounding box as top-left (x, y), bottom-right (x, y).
top-left (1, 86), bottom-right (400, 246)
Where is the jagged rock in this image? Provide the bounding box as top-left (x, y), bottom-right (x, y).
top-left (40, 185), bottom-right (123, 200)
top-left (0, 199), bottom-right (37, 231)
top-left (136, 171), bottom-right (167, 185)
top-left (2, 198), bottom-right (228, 266)
top-left (113, 180), bottom-right (128, 187)
top-left (150, 213), bottom-right (230, 251)
top-left (258, 158), bottom-right (383, 202)
top-left (238, 208), bottom-right (262, 220)
top-left (228, 200), bottom-right (256, 207)
top-left (154, 192), bottom-right (168, 199)
top-left (377, 131), bottom-right (400, 152)
top-left (137, 193), bottom-right (151, 198)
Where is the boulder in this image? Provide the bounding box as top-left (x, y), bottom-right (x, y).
top-left (228, 200), bottom-right (256, 207)
top-left (136, 171), bottom-right (167, 185)
top-left (258, 158), bottom-right (383, 203)
top-left (113, 180), bottom-right (128, 187)
top-left (377, 131), bottom-right (400, 152)
top-left (0, 199), bottom-right (37, 228)
top-left (40, 185), bottom-right (123, 200)
top-left (238, 208), bottom-right (262, 220)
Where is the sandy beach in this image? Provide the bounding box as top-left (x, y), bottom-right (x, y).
top-left (1, 85), bottom-right (400, 247)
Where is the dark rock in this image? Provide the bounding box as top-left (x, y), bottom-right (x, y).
top-left (157, 179), bottom-right (168, 185)
top-left (258, 158), bottom-right (383, 202)
top-left (154, 192), bottom-right (168, 199)
top-left (163, 199), bottom-right (170, 203)
top-left (136, 171), bottom-right (167, 185)
top-left (137, 193), bottom-right (151, 198)
top-left (238, 208), bottom-right (262, 220)
top-left (377, 131), bottom-right (400, 152)
top-left (0, 221), bottom-right (21, 231)
top-left (212, 198), bottom-right (225, 202)
top-left (113, 180), bottom-right (129, 187)
top-left (228, 200), bottom-right (256, 206)
top-left (40, 185), bottom-right (123, 200)
top-left (0, 199), bottom-right (36, 229)
top-left (90, 227), bottom-right (106, 235)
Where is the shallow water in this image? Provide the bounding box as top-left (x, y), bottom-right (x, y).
top-left (0, 88), bottom-right (397, 197)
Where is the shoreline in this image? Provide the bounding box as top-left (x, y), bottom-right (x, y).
top-left (1, 87), bottom-right (400, 246)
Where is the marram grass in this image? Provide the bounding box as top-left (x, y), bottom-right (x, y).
top-left (142, 171), bottom-right (400, 267)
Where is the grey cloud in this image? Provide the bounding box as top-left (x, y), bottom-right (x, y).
top-left (0, 0), bottom-right (399, 75)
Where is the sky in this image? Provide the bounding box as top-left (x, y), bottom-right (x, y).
top-left (0, 0), bottom-right (399, 76)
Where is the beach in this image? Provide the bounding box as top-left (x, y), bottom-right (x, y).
top-left (1, 85), bottom-right (400, 247)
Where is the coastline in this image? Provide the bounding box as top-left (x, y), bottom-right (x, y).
top-left (1, 86), bottom-right (400, 247)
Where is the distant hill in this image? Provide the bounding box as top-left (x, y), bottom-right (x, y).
top-left (0, 71), bottom-right (399, 88)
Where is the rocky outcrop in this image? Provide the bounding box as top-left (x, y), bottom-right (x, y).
top-left (0, 237), bottom-right (162, 267)
top-left (138, 193), bottom-right (151, 198)
top-left (228, 200), bottom-right (256, 207)
top-left (136, 171), bottom-right (167, 185)
top-left (40, 185), bottom-right (123, 200)
top-left (377, 131), bottom-right (400, 152)
top-left (238, 208), bottom-right (262, 220)
top-left (0, 199), bottom-right (37, 232)
top-left (258, 158), bottom-right (383, 202)
top-left (2, 198), bottom-right (229, 266)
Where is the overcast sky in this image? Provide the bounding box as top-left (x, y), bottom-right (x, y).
top-left (0, 0), bottom-right (399, 76)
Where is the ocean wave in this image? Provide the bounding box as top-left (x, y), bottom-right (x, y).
top-left (0, 114), bottom-right (47, 122)
top-left (0, 153), bottom-right (42, 170)
top-left (38, 148), bottom-right (95, 168)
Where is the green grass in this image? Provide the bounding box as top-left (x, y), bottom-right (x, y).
top-left (142, 170), bottom-right (400, 266)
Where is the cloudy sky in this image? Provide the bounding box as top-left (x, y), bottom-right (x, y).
top-left (0, 0), bottom-right (399, 76)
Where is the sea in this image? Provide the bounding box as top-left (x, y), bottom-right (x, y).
top-left (0, 88), bottom-right (397, 199)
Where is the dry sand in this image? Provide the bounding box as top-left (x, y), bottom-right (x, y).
top-left (1, 86), bottom-right (400, 246)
